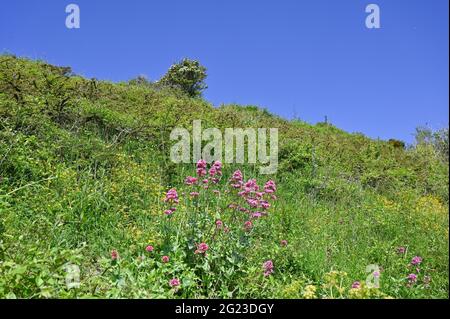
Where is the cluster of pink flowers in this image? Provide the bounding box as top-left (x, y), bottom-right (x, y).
top-left (187, 160), bottom-right (223, 187)
top-left (146, 245), bottom-right (154, 252)
top-left (244, 220), bottom-right (253, 231)
top-left (111, 250), bottom-right (119, 261)
top-left (263, 260), bottom-right (274, 277)
top-left (164, 188), bottom-right (179, 203)
top-left (169, 278), bottom-right (180, 288)
top-left (411, 256), bottom-right (422, 266)
top-left (351, 281), bottom-right (361, 289)
top-left (195, 242), bottom-right (209, 255)
top-left (228, 172), bottom-right (277, 233)
top-left (397, 246), bottom-right (406, 254)
top-left (163, 188), bottom-right (179, 216)
top-left (407, 273), bottom-right (417, 284)
top-left (162, 255), bottom-right (170, 263)
top-left (230, 170), bottom-right (243, 188)
top-left (185, 176), bottom-right (198, 185)
top-left (280, 240), bottom-right (288, 247)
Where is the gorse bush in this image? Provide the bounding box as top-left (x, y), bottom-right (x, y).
top-left (0, 55), bottom-right (448, 298)
top-left (158, 58), bottom-right (207, 98)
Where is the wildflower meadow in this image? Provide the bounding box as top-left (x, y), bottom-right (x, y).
top-left (0, 56), bottom-right (448, 299)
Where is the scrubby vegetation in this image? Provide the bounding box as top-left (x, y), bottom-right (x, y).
top-left (0, 55), bottom-right (448, 298)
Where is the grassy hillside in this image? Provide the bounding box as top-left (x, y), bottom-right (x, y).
top-left (0, 55), bottom-right (448, 298)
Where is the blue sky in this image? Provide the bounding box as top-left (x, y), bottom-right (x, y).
top-left (1, 0), bottom-right (448, 143)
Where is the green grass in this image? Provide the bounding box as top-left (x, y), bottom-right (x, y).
top-left (0, 55), bottom-right (448, 298)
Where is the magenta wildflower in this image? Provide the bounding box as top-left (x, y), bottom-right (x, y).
top-left (145, 245), bottom-right (154, 252)
top-left (264, 180), bottom-right (277, 193)
top-left (169, 278), bottom-right (180, 288)
top-left (407, 273), bottom-right (417, 283)
top-left (164, 188), bottom-right (179, 204)
top-left (185, 176), bottom-right (198, 185)
top-left (351, 281), bottom-right (361, 289)
top-left (411, 256), bottom-right (422, 266)
top-left (164, 209), bottom-right (174, 215)
top-left (244, 220), bottom-right (253, 231)
top-left (195, 242), bottom-right (209, 255)
top-left (246, 198), bottom-right (259, 208)
top-left (111, 250), bottom-right (119, 261)
top-left (260, 200), bottom-right (270, 209)
top-left (215, 220), bottom-right (223, 229)
top-left (397, 246), bottom-right (406, 254)
top-left (230, 170), bottom-right (243, 183)
top-left (196, 159), bottom-right (207, 169)
top-left (252, 212), bottom-right (263, 219)
top-left (263, 260), bottom-right (274, 277)
top-left (162, 255), bottom-right (170, 263)
top-left (196, 160), bottom-right (207, 176)
top-left (212, 160), bottom-right (222, 171)
top-left (280, 240), bottom-right (288, 247)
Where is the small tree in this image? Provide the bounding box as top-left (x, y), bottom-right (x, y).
top-left (158, 58), bottom-right (207, 97)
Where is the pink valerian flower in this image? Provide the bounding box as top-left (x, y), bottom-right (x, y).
top-left (196, 167), bottom-right (207, 176)
top-left (209, 167), bottom-right (217, 176)
top-left (351, 281), bottom-right (361, 289)
top-left (411, 256), bottom-right (422, 266)
top-left (263, 260), bottom-right (274, 277)
top-left (397, 246), bottom-right (406, 254)
top-left (164, 209), bottom-right (175, 215)
top-left (260, 200), bottom-right (270, 209)
top-left (211, 178), bottom-right (219, 184)
top-left (238, 190), bottom-right (250, 197)
top-left (195, 242), bottom-right (209, 255)
top-left (407, 273), bottom-right (417, 283)
top-left (264, 180), bottom-right (276, 193)
top-left (185, 176), bottom-right (198, 185)
top-left (252, 212), bottom-right (263, 219)
top-left (244, 220), bottom-right (253, 231)
top-left (196, 159), bottom-right (207, 169)
top-left (169, 278), bottom-right (180, 288)
top-left (280, 240), bottom-right (288, 247)
top-left (111, 250), bottom-right (119, 261)
top-left (162, 255), bottom-right (170, 263)
top-left (270, 194), bottom-right (277, 200)
top-left (231, 182), bottom-right (243, 189)
top-left (230, 170), bottom-right (243, 183)
top-left (202, 179), bottom-right (209, 184)
top-left (196, 160), bottom-right (207, 176)
top-left (164, 188), bottom-right (179, 204)
top-left (215, 220), bottom-right (223, 229)
top-left (246, 198), bottom-right (259, 208)
top-left (212, 160), bottom-right (222, 171)
top-left (255, 192), bottom-right (265, 199)
top-left (145, 245), bottom-right (154, 252)
top-left (244, 179), bottom-right (259, 192)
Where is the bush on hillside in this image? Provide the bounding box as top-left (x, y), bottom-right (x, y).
top-left (158, 58), bottom-right (207, 98)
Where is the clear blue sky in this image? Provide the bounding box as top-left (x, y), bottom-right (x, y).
top-left (1, 0), bottom-right (448, 143)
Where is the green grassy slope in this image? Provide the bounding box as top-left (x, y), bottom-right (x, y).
top-left (0, 55), bottom-right (448, 298)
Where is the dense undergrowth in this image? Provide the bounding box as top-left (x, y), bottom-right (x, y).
top-left (0, 55), bottom-right (448, 298)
